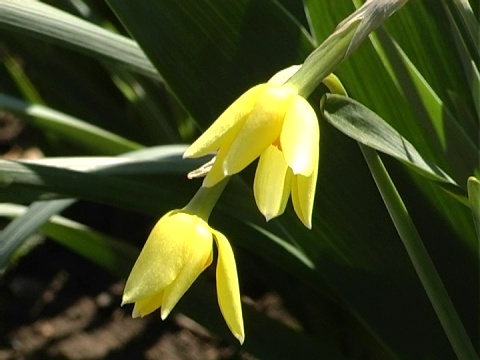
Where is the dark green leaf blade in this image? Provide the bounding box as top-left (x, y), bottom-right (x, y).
top-left (468, 176), bottom-right (480, 240)
top-left (0, 0), bottom-right (159, 79)
top-left (322, 94), bottom-right (461, 190)
top-left (106, 0), bottom-right (314, 126)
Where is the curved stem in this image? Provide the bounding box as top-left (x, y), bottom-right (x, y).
top-left (324, 74), bottom-right (478, 359)
top-left (184, 178), bottom-right (229, 221)
top-left (361, 146), bottom-right (478, 360)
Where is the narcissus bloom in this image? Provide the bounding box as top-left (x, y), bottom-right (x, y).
top-left (122, 210), bottom-right (244, 344)
top-left (184, 74), bottom-right (319, 228)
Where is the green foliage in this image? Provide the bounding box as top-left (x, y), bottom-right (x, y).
top-left (0, 0), bottom-right (478, 358)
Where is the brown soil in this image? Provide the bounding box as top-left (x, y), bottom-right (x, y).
top-left (0, 241), bottom-right (258, 360)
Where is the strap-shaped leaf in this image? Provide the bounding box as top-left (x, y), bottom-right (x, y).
top-left (106, 0), bottom-right (314, 126)
top-left (0, 199), bottom-right (74, 270)
top-left (0, 94), bottom-right (142, 154)
top-left (468, 176), bottom-right (480, 240)
top-left (0, 154), bottom-right (202, 215)
top-left (0, 0), bottom-right (159, 79)
top-left (0, 160), bottom-right (163, 212)
top-left (0, 145), bottom-right (206, 270)
top-left (322, 94), bottom-right (464, 191)
top-left (0, 203), bottom-right (138, 275)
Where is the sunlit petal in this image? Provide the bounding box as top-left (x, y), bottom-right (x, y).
top-left (254, 145), bottom-right (291, 221)
top-left (268, 65), bottom-right (301, 85)
top-left (161, 222), bottom-right (213, 319)
top-left (202, 126), bottom-right (238, 187)
top-left (122, 206), bottom-right (244, 343)
top-left (291, 150), bottom-right (318, 229)
top-left (223, 86), bottom-right (294, 175)
top-left (183, 84), bottom-right (267, 158)
top-left (122, 210), bottom-right (188, 304)
top-left (131, 291), bottom-right (164, 318)
top-left (280, 96), bottom-right (319, 176)
top-left (212, 229), bottom-right (244, 344)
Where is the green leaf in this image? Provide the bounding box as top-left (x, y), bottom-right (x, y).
top-left (106, 0), bottom-right (314, 126)
top-left (0, 0), bottom-right (159, 80)
top-left (360, 146), bottom-right (478, 360)
top-left (0, 200), bottom-right (72, 270)
top-left (0, 149), bottom-right (205, 215)
top-left (0, 145), bottom-right (207, 268)
top-left (0, 201), bottom-right (138, 274)
top-left (0, 94), bottom-right (143, 154)
top-left (450, 0), bottom-right (479, 54)
top-left (468, 176), bottom-right (480, 241)
top-left (371, 27), bottom-right (478, 184)
top-left (322, 94), bottom-right (462, 190)
top-left (13, 146), bottom-right (206, 176)
top-left (0, 160), bottom-right (160, 214)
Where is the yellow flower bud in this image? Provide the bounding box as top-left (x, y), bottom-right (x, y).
top-left (122, 210), bottom-right (244, 344)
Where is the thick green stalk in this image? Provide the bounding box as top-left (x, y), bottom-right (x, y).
top-left (323, 74), bottom-right (477, 358)
top-left (287, 0), bottom-right (409, 97)
top-left (361, 146), bottom-right (478, 360)
top-left (183, 178), bottom-right (229, 221)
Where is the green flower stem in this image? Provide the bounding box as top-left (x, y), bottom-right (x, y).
top-left (287, 0), bottom-right (409, 97)
top-left (184, 178), bottom-right (229, 221)
top-left (361, 146), bottom-right (478, 360)
top-left (323, 73), bottom-right (478, 359)
top-left (287, 23), bottom-right (357, 97)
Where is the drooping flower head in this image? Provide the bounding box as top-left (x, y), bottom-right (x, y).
top-left (184, 66), bottom-right (319, 228)
top-left (122, 209), bottom-right (244, 344)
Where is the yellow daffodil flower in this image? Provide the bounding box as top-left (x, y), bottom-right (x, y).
top-left (122, 209), bottom-right (244, 344)
top-left (184, 68), bottom-right (319, 228)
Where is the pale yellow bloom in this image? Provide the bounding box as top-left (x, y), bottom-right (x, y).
top-left (122, 210), bottom-right (244, 344)
top-left (184, 74), bottom-right (319, 228)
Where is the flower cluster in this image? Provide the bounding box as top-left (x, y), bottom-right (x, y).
top-left (123, 66), bottom-right (320, 344)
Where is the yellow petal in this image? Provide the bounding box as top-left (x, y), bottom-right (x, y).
top-left (268, 65), bottom-right (301, 85)
top-left (212, 229), bottom-right (244, 344)
top-left (132, 291), bottom-right (164, 318)
top-left (202, 149), bottom-right (228, 187)
top-left (202, 125), bottom-right (238, 187)
top-left (160, 220), bottom-right (213, 319)
top-left (280, 95), bottom-right (319, 176)
top-left (183, 84), bottom-right (267, 158)
top-left (122, 210), bottom-right (187, 304)
top-left (223, 86), bottom-right (294, 175)
top-left (254, 145), bottom-right (291, 221)
top-left (291, 150), bottom-right (318, 229)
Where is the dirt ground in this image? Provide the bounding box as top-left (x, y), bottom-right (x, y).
top-left (0, 239), bottom-right (266, 360)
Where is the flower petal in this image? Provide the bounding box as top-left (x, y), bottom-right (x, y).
top-left (212, 229), bottom-right (244, 344)
top-left (160, 220), bottom-right (213, 319)
top-left (280, 95), bottom-right (319, 176)
top-left (254, 145), bottom-right (292, 221)
top-left (183, 84), bottom-right (267, 158)
top-left (268, 65), bottom-right (301, 85)
top-left (223, 86), bottom-right (294, 175)
top-left (202, 126), bottom-right (238, 187)
top-left (122, 210), bottom-right (188, 304)
top-left (291, 150), bottom-right (318, 229)
top-left (132, 291), bottom-right (164, 318)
